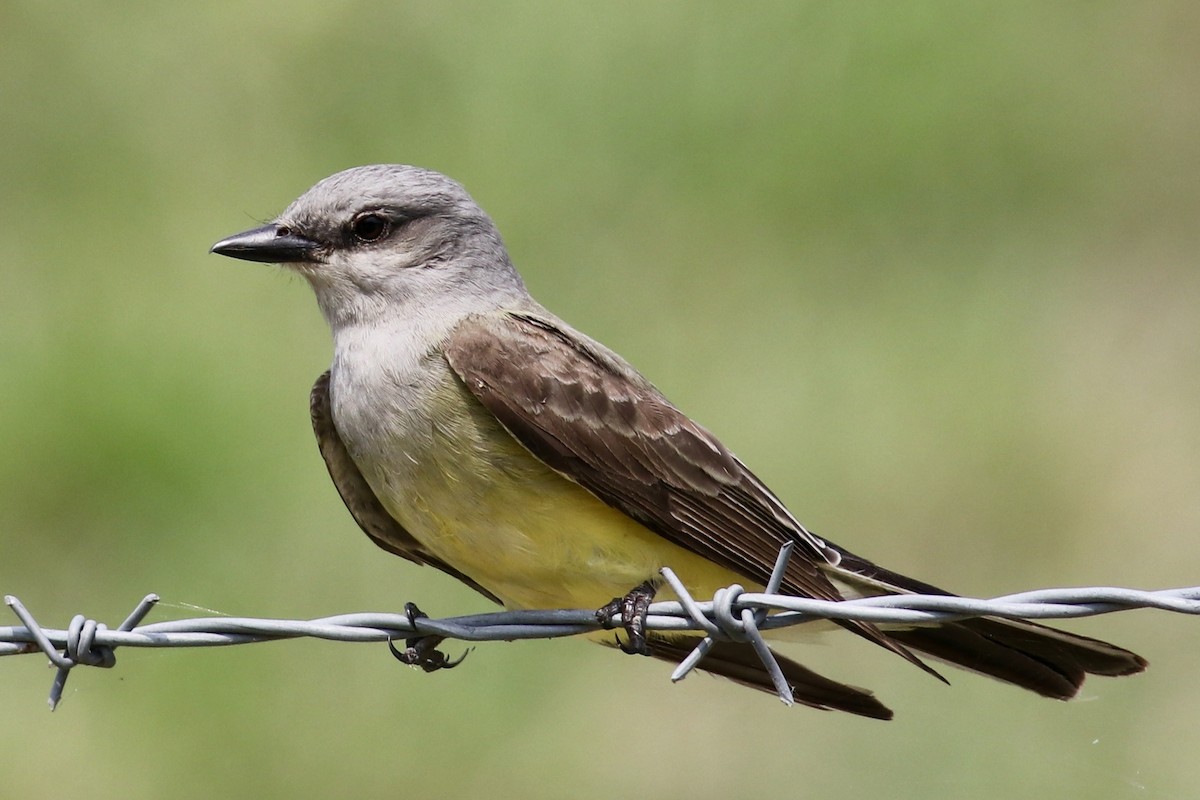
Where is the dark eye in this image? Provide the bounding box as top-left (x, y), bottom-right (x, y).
top-left (350, 212), bottom-right (388, 243)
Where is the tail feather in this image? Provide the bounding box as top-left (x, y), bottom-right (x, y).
top-left (608, 551), bottom-right (1144, 716)
top-left (643, 635), bottom-right (894, 720)
top-left (832, 550), bottom-right (1148, 698)
top-left (885, 618), bottom-right (1145, 699)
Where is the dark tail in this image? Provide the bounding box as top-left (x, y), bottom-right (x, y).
top-left (643, 634), bottom-right (894, 720)
top-left (623, 556), bottom-right (1144, 717)
top-left (834, 551), bottom-right (1148, 700)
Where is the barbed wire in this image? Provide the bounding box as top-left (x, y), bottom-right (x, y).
top-left (4, 544), bottom-right (1198, 710)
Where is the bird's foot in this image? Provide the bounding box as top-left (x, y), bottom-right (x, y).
top-left (596, 580), bottom-right (658, 655)
top-left (388, 602), bottom-right (469, 672)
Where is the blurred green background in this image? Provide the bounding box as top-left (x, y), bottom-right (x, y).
top-left (3, 3), bottom-right (1198, 798)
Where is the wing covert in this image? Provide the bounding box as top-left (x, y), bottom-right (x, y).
top-left (443, 312), bottom-right (842, 602)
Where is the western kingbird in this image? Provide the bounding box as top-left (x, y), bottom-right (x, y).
top-left (211, 165), bottom-right (1145, 719)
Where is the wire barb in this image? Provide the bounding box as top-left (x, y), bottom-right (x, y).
top-left (5, 593), bottom-right (160, 710)
top-left (4, 575), bottom-right (1198, 710)
top-left (662, 541), bottom-right (798, 704)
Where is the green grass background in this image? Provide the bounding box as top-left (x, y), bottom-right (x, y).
top-left (3, 3), bottom-right (1198, 798)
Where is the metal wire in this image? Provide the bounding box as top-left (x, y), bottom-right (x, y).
top-left (4, 545), bottom-right (1198, 710)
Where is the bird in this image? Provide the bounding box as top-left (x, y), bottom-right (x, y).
top-left (210, 164), bottom-right (1145, 719)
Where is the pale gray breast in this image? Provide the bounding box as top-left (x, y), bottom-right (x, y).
top-left (328, 319), bottom-right (530, 523)
top-left (327, 319), bottom-right (449, 479)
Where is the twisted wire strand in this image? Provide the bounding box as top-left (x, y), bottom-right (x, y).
top-left (4, 547), bottom-right (1197, 709)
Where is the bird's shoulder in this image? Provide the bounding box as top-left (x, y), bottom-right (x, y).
top-left (446, 308), bottom-right (649, 391)
top-left (444, 309), bottom-right (745, 495)
top-left (443, 309), bottom-right (843, 594)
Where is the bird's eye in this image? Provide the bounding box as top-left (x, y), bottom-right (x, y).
top-left (350, 213), bottom-right (388, 243)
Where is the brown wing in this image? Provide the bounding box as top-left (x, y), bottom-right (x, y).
top-left (442, 311), bottom-right (939, 673)
top-left (441, 311), bottom-right (844, 599)
top-left (310, 371), bottom-right (501, 604)
top-left (443, 313), bottom-right (838, 597)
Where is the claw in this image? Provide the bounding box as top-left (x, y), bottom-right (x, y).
top-left (616, 636), bottom-right (642, 656)
top-left (387, 602), bottom-right (469, 673)
top-left (595, 580), bottom-right (658, 656)
top-left (388, 636), bottom-right (470, 672)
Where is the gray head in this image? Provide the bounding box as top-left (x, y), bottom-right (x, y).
top-left (211, 165), bottom-right (529, 328)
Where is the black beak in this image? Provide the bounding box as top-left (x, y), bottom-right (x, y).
top-left (210, 223), bottom-right (322, 264)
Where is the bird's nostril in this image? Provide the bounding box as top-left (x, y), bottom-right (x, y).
top-left (276, 226), bottom-right (290, 237)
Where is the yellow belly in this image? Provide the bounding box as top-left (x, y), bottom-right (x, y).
top-left (419, 466), bottom-right (747, 610)
top-left (362, 374), bottom-right (749, 611)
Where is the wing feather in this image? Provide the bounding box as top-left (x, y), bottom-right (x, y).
top-left (443, 311), bottom-right (936, 673)
top-left (444, 312), bottom-right (834, 593)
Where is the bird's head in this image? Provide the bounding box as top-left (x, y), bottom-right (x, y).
top-left (211, 165), bottom-right (527, 328)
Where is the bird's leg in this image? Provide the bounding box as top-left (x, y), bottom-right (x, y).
top-left (388, 602), bottom-right (469, 672)
top-left (596, 580), bottom-right (658, 656)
